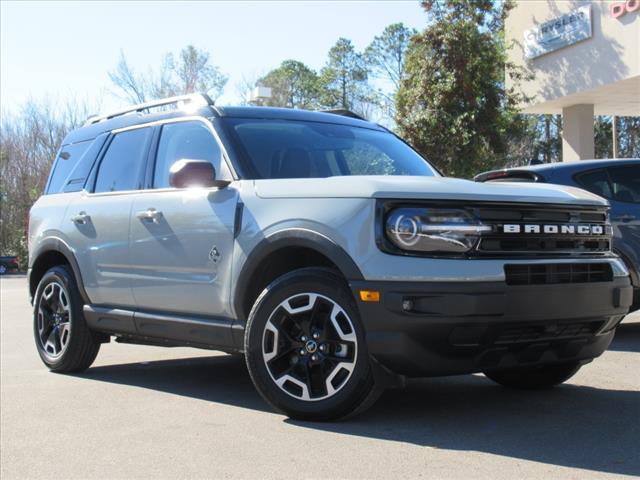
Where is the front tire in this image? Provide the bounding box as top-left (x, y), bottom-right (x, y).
top-left (33, 265), bottom-right (100, 373)
top-left (244, 268), bottom-right (378, 421)
top-left (484, 361), bottom-right (582, 389)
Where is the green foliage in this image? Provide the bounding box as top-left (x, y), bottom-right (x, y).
top-left (595, 116), bottom-right (640, 159)
top-left (258, 60), bottom-right (320, 109)
top-left (318, 38), bottom-right (376, 116)
top-left (396, 0), bottom-right (529, 177)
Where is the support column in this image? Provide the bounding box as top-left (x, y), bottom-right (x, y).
top-left (562, 104), bottom-right (594, 162)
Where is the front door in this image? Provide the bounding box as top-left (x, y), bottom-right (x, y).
top-left (128, 119), bottom-right (237, 317)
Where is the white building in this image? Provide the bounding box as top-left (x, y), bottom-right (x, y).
top-left (506, 0), bottom-right (640, 161)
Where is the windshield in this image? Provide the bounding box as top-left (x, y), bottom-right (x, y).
top-left (224, 118), bottom-right (438, 179)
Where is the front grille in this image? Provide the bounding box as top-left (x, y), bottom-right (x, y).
top-left (473, 204), bottom-right (610, 256)
top-left (495, 320), bottom-right (604, 344)
top-left (504, 263), bottom-right (613, 285)
top-left (481, 237), bottom-right (610, 253)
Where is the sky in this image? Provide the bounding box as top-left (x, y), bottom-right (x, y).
top-left (1, 0), bottom-right (429, 114)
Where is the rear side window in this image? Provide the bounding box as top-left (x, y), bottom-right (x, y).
top-left (47, 140), bottom-right (92, 194)
top-left (575, 169), bottom-right (613, 199)
top-left (607, 165), bottom-right (640, 204)
top-left (94, 128), bottom-right (152, 193)
top-left (153, 121), bottom-right (222, 188)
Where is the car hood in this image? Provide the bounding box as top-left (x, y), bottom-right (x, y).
top-left (253, 176), bottom-right (608, 206)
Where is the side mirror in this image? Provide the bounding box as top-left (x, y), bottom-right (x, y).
top-left (169, 159), bottom-right (230, 189)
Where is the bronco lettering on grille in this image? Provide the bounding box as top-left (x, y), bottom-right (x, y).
top-left (502, 224), bottom-right (605, 235)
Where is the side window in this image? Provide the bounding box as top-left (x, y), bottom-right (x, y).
top-left (47, 140), bottom-right (92, 194)
top-left (153, 121), bottom-right (223, 188)
top-left (95, 128), bottom-right (152, 193)
top-left (575, 169), bottom-right (613, 199)
top-left (607, 165), bottom-right (640, 204)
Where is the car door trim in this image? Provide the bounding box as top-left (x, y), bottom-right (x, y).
top-left (83, 305), bottom-right (242, 351)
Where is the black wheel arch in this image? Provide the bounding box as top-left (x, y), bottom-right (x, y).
top-left (234, 229), bottom-right (363, 320)
top-left (29, 237), bottom-right (90, 305)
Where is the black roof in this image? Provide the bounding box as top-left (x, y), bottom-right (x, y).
top-left (216, 106), bottom-right (382, 129)
top-left (62, 104), bottom-right (382, 145)
top-left (475, 158), bottom-right (639, 182)
top-left (512, 158), bottom-right (639, 173)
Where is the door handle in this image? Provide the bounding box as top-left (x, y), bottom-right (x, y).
top-left (71, 212), bottom-right (89, 224)
top-left (136, 208), bottom-right (163, 223)
top-left (613, 215), bottom-right (635, 223)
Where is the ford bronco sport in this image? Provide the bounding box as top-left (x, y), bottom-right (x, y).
top-left (28, 94), bottom-right (633, 420)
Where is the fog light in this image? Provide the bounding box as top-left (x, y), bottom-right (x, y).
top-left (402, 299), bottom-right (414, 312)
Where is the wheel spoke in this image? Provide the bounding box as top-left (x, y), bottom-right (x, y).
top-left (308, 297), bottom-right (331, 337)
top-left (262, 292), bottom-right (358, 402)
top-left (59, 322), bottom-right (70, 347)
top-left (44, 328), bottom-right (58, 354)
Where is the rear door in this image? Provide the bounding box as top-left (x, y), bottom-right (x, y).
top-left (128, 118), bottom-right (238, 318)
top-left (64, 125), bottom-right (154, 307)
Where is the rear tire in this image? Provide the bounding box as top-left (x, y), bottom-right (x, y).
top-left (484, 361), bottom-right (582, 389)
top-left (33, 265), bottom-right (100, 373)
top-left (244, 268), bottom-right (379, 421)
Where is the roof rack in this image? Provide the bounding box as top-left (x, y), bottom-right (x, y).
top-left (84, 93), bottom-right (214, 126)
top-left (321, 109), bottom-right (366, 121)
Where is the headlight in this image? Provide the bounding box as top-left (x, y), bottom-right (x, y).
top-left (384, 207), bottom-right (492, 254)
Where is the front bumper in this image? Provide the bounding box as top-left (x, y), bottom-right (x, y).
top-left (350, 277), bottom-right (632, 377)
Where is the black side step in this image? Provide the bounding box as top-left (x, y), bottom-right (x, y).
top-left (83, 305), bottom-right (243, 352)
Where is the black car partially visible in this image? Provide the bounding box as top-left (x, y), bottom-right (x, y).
top-left (476, 159), bottom-right (640, 312)
top-left (0, 256), bottom-right (19, 275)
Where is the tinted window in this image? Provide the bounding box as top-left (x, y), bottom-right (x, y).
top-left (226, 119), bottom-right (437, 179)
top-left (47, 140), bottom-right (92, 194)
top-left (608, 165), bottom-right (640, 203)
top-left (95, 128), bottom-right (152, 193)
top-left (576, 169), bottom-right (613, 199)
top-left (153, 121), bottom-right (222, 188)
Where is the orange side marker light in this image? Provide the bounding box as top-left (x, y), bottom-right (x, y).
top-left (359, 290), bottom-right (380, 302)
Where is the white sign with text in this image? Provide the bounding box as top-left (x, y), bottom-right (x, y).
top-left (524, 5), bottom-right (592, 59)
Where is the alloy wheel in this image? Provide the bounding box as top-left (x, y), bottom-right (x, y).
top-left (262, 293), bottom-right (358, 402)
top-left (37, 281), bottom-right (71, 359)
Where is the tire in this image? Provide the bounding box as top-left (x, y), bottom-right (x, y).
top-left (33, 265), bottom-right (100, 373)
top-left (244, 268), bottom-right (378, 421)
top-left (484, 361), bottom-right (582, 389)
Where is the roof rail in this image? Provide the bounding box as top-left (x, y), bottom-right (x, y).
top-left (84, 93), bottom-right (214, 126)
top-left (321, 109), bottom-right (366, 121)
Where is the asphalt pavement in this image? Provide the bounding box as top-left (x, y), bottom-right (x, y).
top-left (1, 274), bottom-right (639, 479)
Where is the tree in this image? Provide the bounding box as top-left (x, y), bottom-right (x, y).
top-left (258, 60), bottom-right (320, 109)
top-left (109, 45), bottom-right (228, 104)
top-left (0, 98), bottom-right (96, 267)
top-left (396, 0), bottom-right (530, 177)
top-left (365, 23), bottom-right (416, 91)
top-left (365, 23), bottom-right (416, 120)
top-left (318, 38), bottom-right (375, 116)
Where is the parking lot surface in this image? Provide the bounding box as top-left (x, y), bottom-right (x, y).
top-left (1, 274), bottom-right (639, 479)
